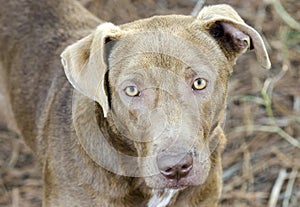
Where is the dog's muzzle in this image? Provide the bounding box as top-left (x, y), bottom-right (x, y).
top-left (157, 152), bottom-right (193, 181)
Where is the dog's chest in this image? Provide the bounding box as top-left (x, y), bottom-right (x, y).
top-left (147, 189), bottom-right (178, 207)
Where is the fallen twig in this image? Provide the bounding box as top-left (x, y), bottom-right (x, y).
top-left (268, 168), bottom-right (287, 207)
top-left (12, 188), bottom-right (20, 207)
top-left (234, 125), bottom-right (300, 149)
top-left (190, 0), bottom-right (206, 16)
top-left (265, 0), bottom-right (300, 31)
top-left (282, 168), bottom-right (298, 207)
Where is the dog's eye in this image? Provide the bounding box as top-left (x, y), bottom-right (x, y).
top-left (124, 86), bottom-right (140, 97)
top-left (192, 78), bottom-right (207, 90)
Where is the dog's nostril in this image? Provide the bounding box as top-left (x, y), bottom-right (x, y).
top-left (157, 153), bottom-right (193, 180)
top-left (182, 164), bottom-right (188, 169)
top-left (160, 167), bottom-right (177, 180)
top-left (165, 168), bottom-right (173, 173)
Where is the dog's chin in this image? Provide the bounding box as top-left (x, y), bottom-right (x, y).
top-left (145, 172), bottom-right (207, 189)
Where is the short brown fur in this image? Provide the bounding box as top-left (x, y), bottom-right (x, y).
top-left (0, 1), bottom-right (270, 206)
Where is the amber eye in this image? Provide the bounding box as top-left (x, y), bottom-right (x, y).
top-left (192, 78), bottom-right (207, 90)
top-left (124, 86), bottom-right (140, 97)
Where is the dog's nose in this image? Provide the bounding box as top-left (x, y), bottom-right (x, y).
top-left (157, 152), bottom-right (193, 180)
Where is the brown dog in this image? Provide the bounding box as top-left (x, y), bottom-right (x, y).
top-left (0, 0), bottom-right (270, 206)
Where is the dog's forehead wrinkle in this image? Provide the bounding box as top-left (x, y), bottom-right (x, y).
top-left (120, 14), bottom-right (194, 33)
top-left (108, 26), bottom-right (224, 76)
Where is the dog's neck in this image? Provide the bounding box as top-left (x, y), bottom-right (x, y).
top-left (95, 102), bottom-right (138, 156)
top-left (147, 189), bottom-right (179, 207)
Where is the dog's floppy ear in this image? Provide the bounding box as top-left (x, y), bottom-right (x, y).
top-left (197, 4), bottom-right (271, 69)
top-left (61, 23), bottom-right (121, 117)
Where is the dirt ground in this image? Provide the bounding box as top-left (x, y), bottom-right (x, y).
top-left (0, 0), bottom-right (299, 206)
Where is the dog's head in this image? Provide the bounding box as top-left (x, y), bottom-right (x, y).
top-left (61, 5), bottom-right (270, 189)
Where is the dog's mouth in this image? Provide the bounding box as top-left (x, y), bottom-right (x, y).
top-left (145, 173), bottom-right (206, 190)
top-left (144, 155), bottom-right (210, 189)
top-left (160, 180), bottom-right (190, 190)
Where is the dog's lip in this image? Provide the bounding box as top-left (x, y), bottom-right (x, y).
top-left (159, 179), bottom-right (196, 190)
top-left (152, 184), bottom-right (187, 190)
top-left (166, 184), bottom-right (188, 190)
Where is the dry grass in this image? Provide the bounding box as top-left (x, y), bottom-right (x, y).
top-left (0, 0), bottom-right (299, 206)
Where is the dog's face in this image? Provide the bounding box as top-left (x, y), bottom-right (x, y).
top-left (61, 5), bottom-right (270, 189)
top-left (107, 19), bottom-right (230, 188)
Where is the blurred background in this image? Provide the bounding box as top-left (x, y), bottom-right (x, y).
top-left (0, 0), bottom-right (299, 206)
